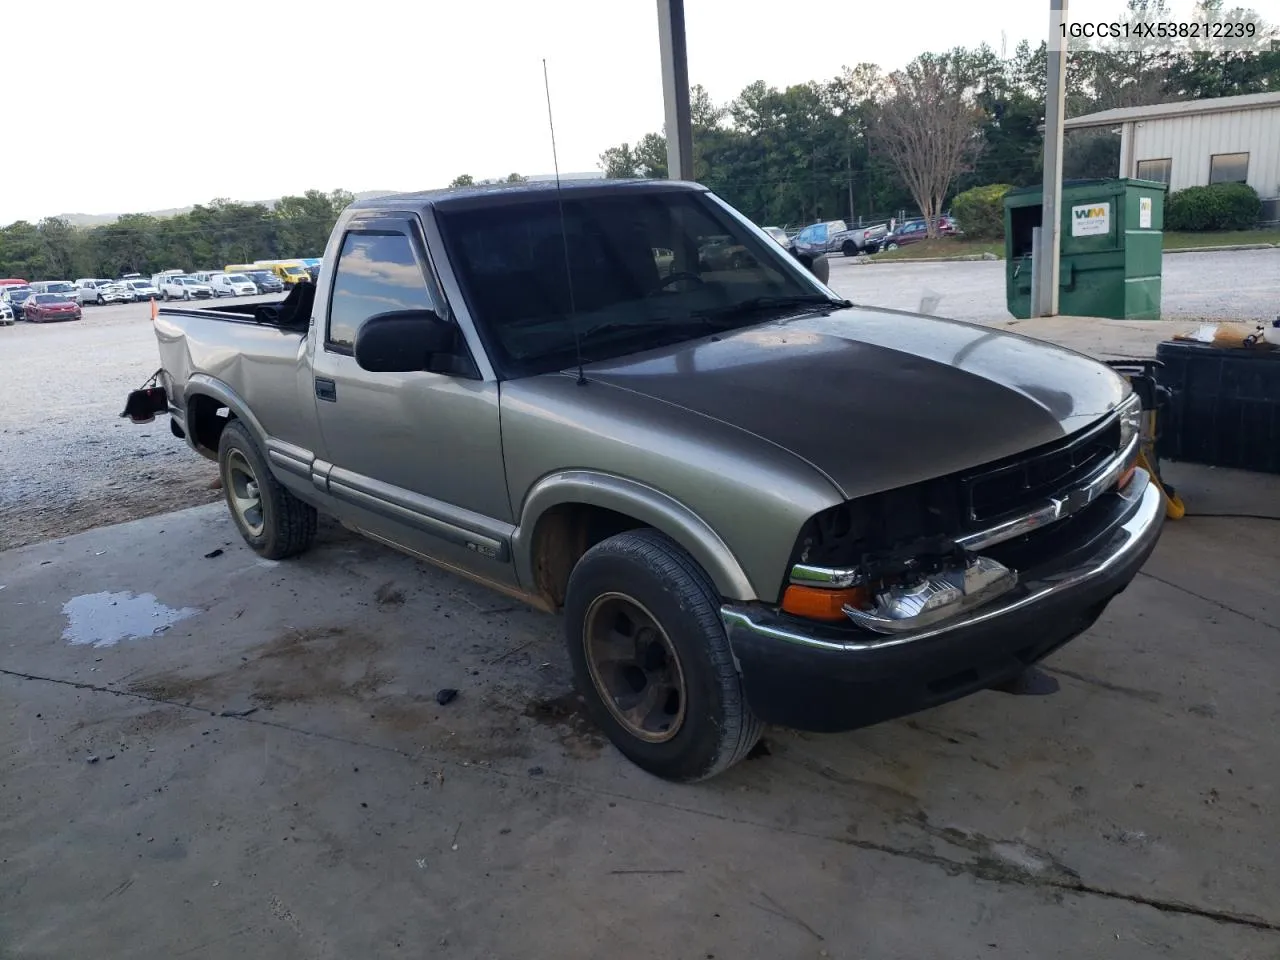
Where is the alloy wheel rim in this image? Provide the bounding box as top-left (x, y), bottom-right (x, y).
top-left (225, 450), bottom-right (264, 536)
top-left (583, 592), bottom-right (687, 743)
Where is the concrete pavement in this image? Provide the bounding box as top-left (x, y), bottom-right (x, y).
top-left (3, 462), bottom-right (1280, 958)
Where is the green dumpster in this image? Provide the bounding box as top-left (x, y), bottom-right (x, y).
top-left (1004, 178), bottom-right (1167, 320)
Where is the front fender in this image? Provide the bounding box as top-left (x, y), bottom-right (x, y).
top-left (511, 470), bottom-right (758, 602)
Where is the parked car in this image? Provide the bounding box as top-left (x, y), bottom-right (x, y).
top-left (697, 235), bottom-right (756, 271)
top-left (130, 179), bottom-right (1161, 783)
top-left (151, 269), bottom-right (187, 290)
top-left (74, 278), bottom-right (131, 305)
top-left (0, 277), bottom-right (28, 289)
top-left (0, 300), bottom-right (14, 325)
top-left (209, 273), bottom-right (258, 297)
top-left (3, 285), bottom-right (35, 316)
top-left (880, 216), bottom-right (959, 252)
top-left (243, 270), bottom-right (285, 295)
top-left (120, 279), bottom-right (161, 301)
top-left (762, 226), bottom-right (791, 247)
top-left (31, 280), bottom-right (83, 304)
top-left (23, 292), bottom-right (82, 322)
top-left (160, 276), bottom-right (214, 301)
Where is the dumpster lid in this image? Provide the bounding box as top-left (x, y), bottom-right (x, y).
top-left (1005, 178), bottom-right (1168, 197)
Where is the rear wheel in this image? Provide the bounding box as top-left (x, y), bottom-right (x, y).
top-left (564, 529), bottom-right (762, 782)
top-left (217, 420), bottom-right (317, 559)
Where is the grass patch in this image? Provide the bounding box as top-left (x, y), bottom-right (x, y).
top-left (1163, 230), bottom-right (1280, 249)
top-left (870, 238), bottom-right (1005, 261)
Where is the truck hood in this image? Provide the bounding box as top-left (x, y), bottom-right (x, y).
top-left (580, 306), bottom-right (1129, 499)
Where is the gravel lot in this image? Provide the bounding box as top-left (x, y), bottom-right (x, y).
top-left (0, 297), bottom-right (279, 550)
top-left (1, 248), bottom-right (1274, 549)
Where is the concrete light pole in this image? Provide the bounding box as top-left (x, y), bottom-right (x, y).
top-left (656, 0), bottom-right (695, 181)
top-left (1034, 0), bottom-right (1069, 317)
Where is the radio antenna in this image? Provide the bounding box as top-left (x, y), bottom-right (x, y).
top-left (543, 58), bottom-right (587, 386)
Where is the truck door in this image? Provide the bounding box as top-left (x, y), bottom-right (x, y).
top-left (308, 214), bottom-right (517, 587)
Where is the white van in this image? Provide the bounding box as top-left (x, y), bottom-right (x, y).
top-left (209, 273), bottom-right (258, 297)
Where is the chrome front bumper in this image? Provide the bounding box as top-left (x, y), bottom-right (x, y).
top-left (722, 469), bottom-right (1163, 653)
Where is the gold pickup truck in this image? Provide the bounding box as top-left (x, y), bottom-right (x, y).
top-left (127, 179), bottom-right (1162, 781)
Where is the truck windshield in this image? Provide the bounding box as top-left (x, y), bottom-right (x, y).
top-left (437, 189), bottom-right (829, 378)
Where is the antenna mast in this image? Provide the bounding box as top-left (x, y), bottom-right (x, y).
top-left (542, 59), bottom-right (587, 386)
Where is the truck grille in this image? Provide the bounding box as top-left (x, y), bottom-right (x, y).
top-left (958, 414), bottom-right (1121, 526)
top-left (787, 412), bottom-right (1123, 587)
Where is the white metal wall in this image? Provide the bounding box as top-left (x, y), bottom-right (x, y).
top-left (1122, 106), bottom-right (1280, 197)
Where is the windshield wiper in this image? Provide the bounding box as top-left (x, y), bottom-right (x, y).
top-left (577, 315), bottom-right (722, 340)
top-left (694, 294), bottom-right (851, 322)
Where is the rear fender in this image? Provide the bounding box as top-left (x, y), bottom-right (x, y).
top-left (184, 374), bottom-right (270, 455)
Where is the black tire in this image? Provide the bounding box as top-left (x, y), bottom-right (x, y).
top-left (217, 420), bottom-right (317, 560)
top-left (564, 529), bottom-right (762, 782)
top-left (841, 240), bottom-right (857, 257)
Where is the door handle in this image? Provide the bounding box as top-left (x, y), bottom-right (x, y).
top-left (315, 377), bottom-right (337, 402)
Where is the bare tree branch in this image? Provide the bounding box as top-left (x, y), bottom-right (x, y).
top-left (872, 56), bottom-right (985, 238)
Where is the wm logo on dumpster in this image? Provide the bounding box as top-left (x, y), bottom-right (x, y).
top-left (1075, 206), bottom-right (1107, 220)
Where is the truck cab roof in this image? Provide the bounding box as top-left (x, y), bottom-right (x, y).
top-left (353, 178), bottom-right (705, 214)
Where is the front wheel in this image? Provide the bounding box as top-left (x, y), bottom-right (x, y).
top-left (884, 241), bottom-right (899, 251)
top-left (841, 240), bottom-right (857, 257)
top-left (217, 420), bottom-right (317, 559)
top-left (183, 291), bottom-right (191, 301)
top-left (564, 529), bottom-right (762, 782)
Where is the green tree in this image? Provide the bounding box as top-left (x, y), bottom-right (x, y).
top-left (450, 174), bottom-right (476, 187)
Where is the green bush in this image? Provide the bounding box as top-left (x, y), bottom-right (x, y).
top-left (950, 184), bottom-right (1015, 240)
top-left (1165, 182), bottom-right (1261, 232)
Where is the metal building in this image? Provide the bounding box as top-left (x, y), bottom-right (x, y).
top-left (1064, 92), bottom-right (1280, 217)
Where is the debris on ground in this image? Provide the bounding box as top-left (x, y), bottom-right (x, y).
top-left (86, 755), bottom-right (100, 764)
top-left (435, 688), bottom-right (458, 706)
top-left (218, 707), bottom-right (258, 718)
top-left (203, 548), bottom-right (223, 559)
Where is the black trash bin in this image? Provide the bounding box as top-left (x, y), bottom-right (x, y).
top-left (1155, 340), bottom-right (1280, 474)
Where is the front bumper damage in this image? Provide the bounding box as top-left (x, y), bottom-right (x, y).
top-left (721, 468), bottom-right (1164, 732)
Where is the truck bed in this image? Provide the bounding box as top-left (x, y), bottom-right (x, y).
top-left (154, 295), bottom-right (311, 447)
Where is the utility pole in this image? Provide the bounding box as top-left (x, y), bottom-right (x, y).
top-left (1034, 0), bottom-right (1069, 317)
top-left (846, 145), bottom-right (855, 223)
top-left (656, 0), bottom-right (694, 180)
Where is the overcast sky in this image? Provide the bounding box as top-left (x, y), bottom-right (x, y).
top-left (0, 0), bottom-right (1243, 224)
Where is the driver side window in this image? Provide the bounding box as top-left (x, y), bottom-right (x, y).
top-left (326, 231), bottom-right (437, 352)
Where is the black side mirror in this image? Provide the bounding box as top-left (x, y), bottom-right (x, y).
top-left (354, 309), bottom-right (454, 373)
top-left (792, 250), bottom-right (830, 285)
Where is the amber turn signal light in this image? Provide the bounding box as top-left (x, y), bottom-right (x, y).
top-left (782, 584), bottom-right (868, 622)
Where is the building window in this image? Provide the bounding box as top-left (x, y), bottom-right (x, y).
top-left (1209, 152), bottom-right (1249, 184)
top-left (1135, 158), bottom-right (1171, 184)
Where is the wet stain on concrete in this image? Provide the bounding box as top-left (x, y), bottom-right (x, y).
top-left (524, 692), bottom-right (607, 757)
top-left (61, 591), bottom-right (199, 648)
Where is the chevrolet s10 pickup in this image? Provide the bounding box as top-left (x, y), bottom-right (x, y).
top-left (127, 179), bottom-right (1164, 781)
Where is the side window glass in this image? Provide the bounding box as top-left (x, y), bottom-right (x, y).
top-left (815, 225), bottom-right (828, 242)
top-left (327, 231), bottom-right (435, 351)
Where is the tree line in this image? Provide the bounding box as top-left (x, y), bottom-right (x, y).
top-left (0, 190), bottom-right (355, 282)
top-left (599, 1), bottom-right (1277, 232)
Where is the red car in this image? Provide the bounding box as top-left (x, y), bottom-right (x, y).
top-left (23, 293), bottom-right (83, 323)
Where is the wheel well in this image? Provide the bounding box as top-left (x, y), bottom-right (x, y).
top-left (187, 394), bottom-right (234, 459)
top-left (531, 504), bottom-right (647, 609)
